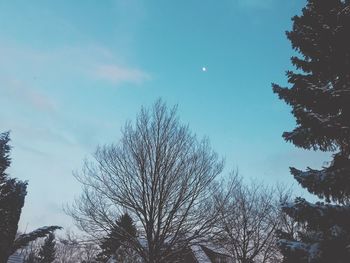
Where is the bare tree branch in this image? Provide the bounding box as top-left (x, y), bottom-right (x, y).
top-left (214, 174), bottom-right (287, 263)
top-left (67, 100), bottom-right (224, 263)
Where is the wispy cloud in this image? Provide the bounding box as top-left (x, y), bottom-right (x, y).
top-left (94, 64), bottom-right (151, 85)
top-left (0, 42), bottom-right (138, 149)
top-left (1, 78), bottom-right (57, 112)
top-left (0, 42), bottom-right (151, 88)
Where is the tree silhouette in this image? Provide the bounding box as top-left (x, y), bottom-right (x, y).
top-left (38, 233), bottom-right (56, 263)
top-left (273, 1), bottom-right (350, 262)
top-left (96, 213), bottom-right (137, 262)
top-left (0, 132), bottom-right (61, 263)
top-left (68, 100), bottom-right (224, 263)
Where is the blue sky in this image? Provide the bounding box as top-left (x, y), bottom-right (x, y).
top-left (0, 0), bottom-right (330, 231)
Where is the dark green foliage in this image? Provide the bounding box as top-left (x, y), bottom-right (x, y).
top-left (26, 251), bottom-right (39, 263)
top-left (0, 132), bottom-right (28, 262)
top-left (95, 213), bottom-right (137, 263)
top-left (14, 226), bottom-right (62, 252)
top-left (0, 131), bottom-right (11, 174)
top-left (38, 233), bottom-right (56, 263)
top-left (273, 0), bottom-right (350, 156)
top-left (0, 132), bottom-right (61, 263)
top-left (273, 0), bottom-right (350, 262)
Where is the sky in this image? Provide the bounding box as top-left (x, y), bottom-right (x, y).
top-left (0, 0), bottom-right (331, 232)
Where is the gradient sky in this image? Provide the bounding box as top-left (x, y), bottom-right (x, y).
top-left (0, 0), bottom-right (330, 232)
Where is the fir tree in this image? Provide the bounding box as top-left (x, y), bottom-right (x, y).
top-left (26, 251), bottom-right (39, 263)
top-left (95, 213), bottom-right (137, 263)
top-left (0, 132), bottom-right (61, 263)
top-left (273, 1), bottom-right (350, 262)
top-left (38, 233), bottom-right (56, 263)
top-left (0, 131), bottom-right (28, 262)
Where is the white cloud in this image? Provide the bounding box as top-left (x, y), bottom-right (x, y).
top-left (94, 64), bottom-right (151, 85)
top-left (0, 42), bottom-right (151, 88)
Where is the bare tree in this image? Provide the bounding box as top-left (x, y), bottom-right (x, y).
top-left (54, 231), bottom-right (98, 263)
top-left (215, 175), bottom-right (285, 263)
top-left (275, 185), bottom-right (301, 242)
top-left (54, 237), bottom-right (81, 263)
top-left (67, 100), bottom-right (224, 263)
top-left (55, 241), bottom-right (98, 263)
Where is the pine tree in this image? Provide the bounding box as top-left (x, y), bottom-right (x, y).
top-left (0, 131), bottom-right (28, 262)
top-left (273, 1), bottom-right (350, 262)
top-left (38, 233), bottom-right (56, 263)
top-left (26, 251), bottom-right (39, 263)
top-left (95, 213), bottom-right (137, 263)
top-left (0, 132), bottom-right (61, 263)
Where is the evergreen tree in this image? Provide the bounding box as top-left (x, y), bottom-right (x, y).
top-left (0, 132), bottom-right (61, 263)
top-left (95, 213), bottom-right (137, 263)
top-left (273, 1), bottom-right (350, 262)
top-left (0, 131), bottom-right (28, 262)
top-left (38, 233), bottom-right (56, 263)
top-left (26, 251), bottom-right (39, 263)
